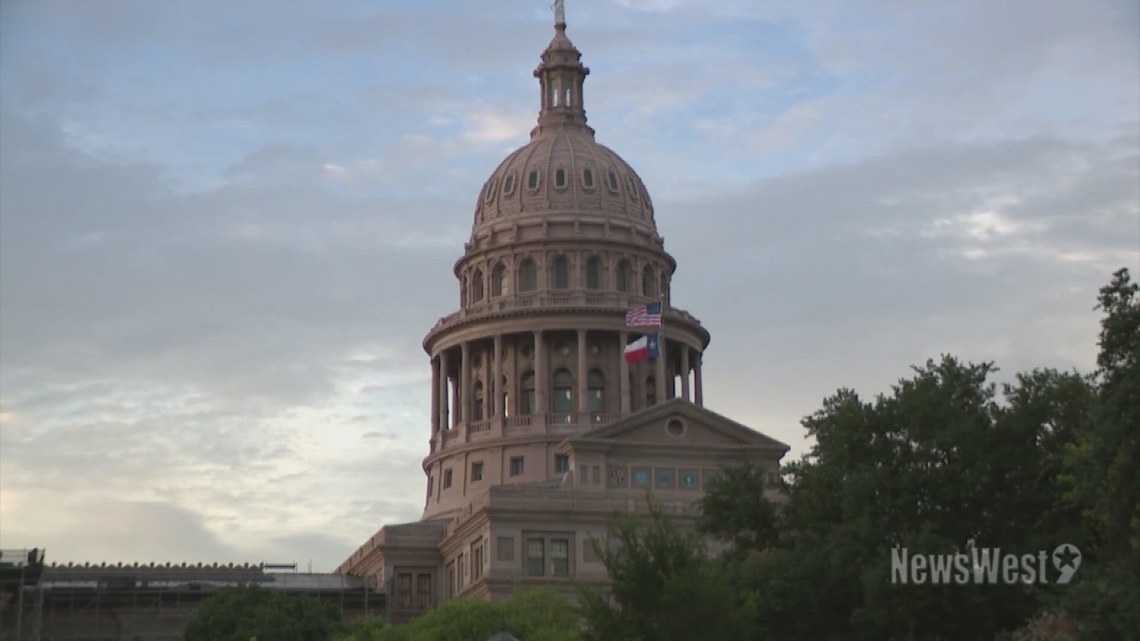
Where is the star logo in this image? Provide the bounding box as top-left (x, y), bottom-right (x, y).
top-left (1051, 543), bottom-right (1081, 584)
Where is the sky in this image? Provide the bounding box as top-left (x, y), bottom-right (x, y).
top-left (1, 0), bottom-right (1137, 572)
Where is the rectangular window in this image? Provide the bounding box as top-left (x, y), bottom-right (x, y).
top-left (458, 553), bottom-right (465, 589)
top-left (525, 539), bottom-right (545, 576)
top-left (592, 465), bottom-right (600, 485)
top-left (580, 464), bottom-right (589, 484)
top-left (555, 454), bottom-right (570, 473)
top-left (521, 389), bottom-right (535, 415)
top-left (415, 573), bottom-right (432, 609)
top-left (497, 536), bottom-right (515, 562)
top-left (397, 573), bottom-right (412, 608)
top-left (551, 539), bottom-right (569, 577)
top-left (443, 468), bottom-right (453, 489)
top-left (472, 539), bottom-right (484, 580)
top-left (586, 259), bottom-right (600, 289)
top-left (471, 462), bottom-right (484, 482)
top-left (446, 562), bottom-right (455, 598)
top-left (510, 456), bottom-right (525, 477)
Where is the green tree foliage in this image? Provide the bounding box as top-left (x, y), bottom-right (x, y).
top-left (1060, 268), bottom-right (1140, 640)
top-left (578, 501), bottom-right (756, 641)
top-left (677, 268), bottom-right (1140, 640)
top-left (182, 585), bottom-right (342, 641)
top-left (339, 588), bottom-right (580, 641)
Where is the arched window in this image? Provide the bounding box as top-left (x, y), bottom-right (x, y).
top-left (627, 176), bottom-right (639, 201)
top-left (660, 274), bottom-right (668, 302)
top-left (585, 256), bottom-right (601, 290)
top-left (555, 168), bottom-right (566, 188)
top-left (551, 256), bottom-right (569, 290)
top-left (616, 260), bottom-right (632, 293)
top-left (472, 268), bottom-right (484, 302)
top-left (646, 376), bottom-right (657, 406)
top-left (491, 263), bottom-right (506, 297)
top-left (642, 266), bottom-right (656, 298)
top-left (461, 276), bottom-right (468, 307)
top-left (528, 170), bottom-right (539, 190)
top-left (607, 171), bottom-right (620, 192)
top-left (473, 381), bottom-right (484, 420)
top-left (587, 369), bottom-right (605, 414)
top-left (552, 369), bottom-right (573, 414)
top-left (503, 175), bottom-right (515, 195)
top-left (519, 259), bottom-right (537, 292)
top-left (520, 371), bottom-right (536, 415)
top-left (583, 168), bottom-right (594, 188)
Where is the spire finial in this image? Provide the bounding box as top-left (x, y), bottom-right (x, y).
top-left (552, 0), bottom-right (566, 26)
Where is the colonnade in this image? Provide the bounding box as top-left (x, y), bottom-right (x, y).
top-left (428, 329), bottom-right (704, 435)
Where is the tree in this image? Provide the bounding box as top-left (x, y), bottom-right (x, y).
top-left (696, 356), bottom-right (1094, 640)
top-left (183, 585), bottom-right (342, 641)
top-left (577, 501), bottom-right (756, 641)
top-left (339, 588), bottom-right (580, 641)
top-left (1060, 267), bottom-right (1140, 640)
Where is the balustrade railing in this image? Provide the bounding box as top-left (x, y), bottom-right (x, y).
top-left (431, 292), bottom-right (703, 330)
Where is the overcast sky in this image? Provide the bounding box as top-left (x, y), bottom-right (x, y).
top-left (1, 0), bottom-right (1137, 572)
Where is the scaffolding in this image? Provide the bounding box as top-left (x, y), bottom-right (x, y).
top-left (0, 548), bottom-right (46, 641)
top-left (2, 556), bottom-right (385, 641)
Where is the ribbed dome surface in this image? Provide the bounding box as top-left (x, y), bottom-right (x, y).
top-left (472, 130), bottom-right (656, 233)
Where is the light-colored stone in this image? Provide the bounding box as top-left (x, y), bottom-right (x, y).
top-left (338, 14), bottom-right (790, 624)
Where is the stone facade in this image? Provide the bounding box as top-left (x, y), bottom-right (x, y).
top-left (337, 9), bottom-right (790, 624)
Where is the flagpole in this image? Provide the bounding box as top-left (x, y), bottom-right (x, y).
top-left (657, 292), bottom-right (666, 402)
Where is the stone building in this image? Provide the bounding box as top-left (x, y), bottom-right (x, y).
top-left (337, 7), bottom-right (789, 624)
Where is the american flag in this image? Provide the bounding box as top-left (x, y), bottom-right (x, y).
top-left (625, 301), bottom-right (662, 328)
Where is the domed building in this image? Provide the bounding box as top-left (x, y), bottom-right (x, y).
top-left (337, 6), bottom-right (788, 622)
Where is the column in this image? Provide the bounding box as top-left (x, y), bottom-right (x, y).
top-left (451, 367), bottom-right (460, 428)
top-left (680, 346), bottom-right (690, 402)
top-left (655, 332), bottom-right (667, 405)
top-left (534, 330), bottom-right (547, 419)
top-left (694, 355), bottom-right (703, 406)
top-left (439, 349), bottom-right (450, 430)
top-left (619, 331), bottom-right (630, 414)
top-left (430, 356), bottom-right (440, 434)
top-left (493, 334), bottom-right (503, 420)
top-left (460, 342), bottom-right (471, 425)
top-left (577, 329), bottom-right (588, 418)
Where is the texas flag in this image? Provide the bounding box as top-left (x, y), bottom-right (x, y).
top-left (624, 333), bottom-right (660, 363)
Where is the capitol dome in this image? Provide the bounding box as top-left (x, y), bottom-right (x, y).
top-left (471, 20), bottom-right (657, 239)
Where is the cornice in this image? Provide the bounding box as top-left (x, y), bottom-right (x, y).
top-left (423, 305), bottom-right (710, 353)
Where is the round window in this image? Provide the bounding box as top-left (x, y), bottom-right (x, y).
top-left (665, 419), bottom-right (685, 438)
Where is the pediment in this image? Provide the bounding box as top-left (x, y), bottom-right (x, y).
top-left (566, 399), bottom-right (789, 453)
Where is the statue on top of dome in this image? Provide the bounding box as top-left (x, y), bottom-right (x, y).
top-left (552, 0), bottom-right (566, 26)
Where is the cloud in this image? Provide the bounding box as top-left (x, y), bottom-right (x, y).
top-left (0, 0), bottom-right (1136, 572)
